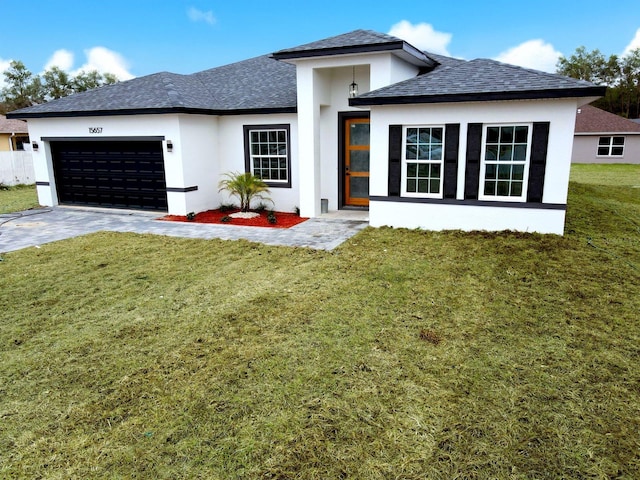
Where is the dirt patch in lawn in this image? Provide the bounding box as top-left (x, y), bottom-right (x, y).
top-left (158, 209), bottom-right (308, 228)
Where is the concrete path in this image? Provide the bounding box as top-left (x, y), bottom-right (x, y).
top-left (0, 207), bottom-right (369, 253)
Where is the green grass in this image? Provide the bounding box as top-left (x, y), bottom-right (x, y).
top-left (570, 163), bottom-right (640, 186)
top-left (1, 166), bottom-right (639, 478)
top-left (0, 184), bottom-right (39, 214)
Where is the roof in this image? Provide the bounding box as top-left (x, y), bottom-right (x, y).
top-left (351, 59), bottom-right (605, 105)
top-left (7, 29), bottom-right (604, 120)
top-left (271, 29), bottom-right (434, 67)
top-left (8, 55), bottom-right (297, 119)
top-left (0, 115), bottom-right (28, 133)
top-left (574, 104), bottom-right (640, 134)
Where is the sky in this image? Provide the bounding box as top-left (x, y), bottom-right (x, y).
top-left (1, 0), bottom-right (639, 87)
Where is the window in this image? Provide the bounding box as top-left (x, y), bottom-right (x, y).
top-left (480, 125), bottom-right (531, 201)
top-left (13, 135), bottom-right (29, 151)
top-left (597, 136), bottom-right (624, 156)
top-left (243, 124), bottom-right (291, 188)
top-left (401, 126), bottom-right (444, 197)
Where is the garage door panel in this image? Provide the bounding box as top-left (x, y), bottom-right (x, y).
top-left (51, 140), bottom-right (168, 211)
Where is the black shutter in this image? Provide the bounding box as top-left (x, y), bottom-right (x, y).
top-left (443, 124), bottom-right (460, 198)
top-left (465, 123), bottom-right (483, 199)
top-left (388, 125), bottom-right (403, 197)
top-left (527, 122), bottom-right (550, 203)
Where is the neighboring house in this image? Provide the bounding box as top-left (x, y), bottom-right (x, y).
top-left (0, 115), bottom-right (30, 152)
top-left (8, 30), bottom-right (604, 234)
top-left (0, 115), bottom-right (34, 185)
top-left (572, 105), bottom-right (640, 164)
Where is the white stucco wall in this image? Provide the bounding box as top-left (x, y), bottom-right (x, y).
top-left (292, 52), bottom-right (419, 216)
top-left (368, 98), bottom-right (580, 234)
top-left (217, 113), bottom-right (299, 213)
top-left (25, 112), bottom-right (299, 215)
top-left (572, 134), bottom-right (640, 164)
top-left (27, 115), bottom-right (184, 211)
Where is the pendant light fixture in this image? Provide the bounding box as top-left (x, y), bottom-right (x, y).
top-left (349, 66), bottom-right (359, 98)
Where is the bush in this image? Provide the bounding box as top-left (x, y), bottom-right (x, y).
top-left (218, 172), bottom-right (272, 212)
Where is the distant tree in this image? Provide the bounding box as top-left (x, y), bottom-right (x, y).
top-left (0, 61), bottom-right (41, 110)
top-left (42, 66), bottom-right (73, 99)
top-left (557, 47), bottom-right (640, 118)
top-left (1, 60), bottom-right (120, 112)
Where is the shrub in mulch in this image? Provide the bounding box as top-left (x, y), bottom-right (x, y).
top-left (158, 209), bottom-right (308, 229)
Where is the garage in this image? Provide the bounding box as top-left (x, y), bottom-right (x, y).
top-left (50, 139), bottom-right (168, 211)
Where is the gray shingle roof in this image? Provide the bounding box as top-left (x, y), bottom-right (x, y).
top-left (271, 29), bottom-right (434, 67)
top-left (351, 59), bottom-right (605, 105)
top-left (273, 29), bottom-right (402, 54)
top-left (7, 30), bottom-right (605, 119)
top-left (9, 55), bottom-right (296, 118)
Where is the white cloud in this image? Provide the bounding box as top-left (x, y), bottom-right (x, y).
top-left (494, 39), bottom-right (562, 73)
top-left (388, 20), bottom-right (452, 56)
top-left (43, 49), bottom-right (74, 71)
top-left (187, 7), bottom-right (216, 25)
top-left (0, 57), bottom-right (12, 89)
top-left (622, 28), bottom-right (640, 56)
top-left (72, 47), bottom-right (134, 80)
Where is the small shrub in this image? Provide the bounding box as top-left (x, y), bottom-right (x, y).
top-left (220, 215), bottom-right (231, 223)
top-left (267, 211), bottom-right (277, 224)
top-left (219, 203), bottom-right (237, 213)
top-left (186, 212), bottom-right (196, 221)
top-left (294, 206), bottom-right (300, 216)
top-left (255, 202), bottom-right (269, 212)
top-left (218, 172), bottom-right (272, 212)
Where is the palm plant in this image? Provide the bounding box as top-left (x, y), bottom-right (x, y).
top-left (218, 172), bottom-right (272, 212)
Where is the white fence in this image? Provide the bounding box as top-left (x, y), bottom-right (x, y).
top-left (0, 151), bottom-right (35, 186)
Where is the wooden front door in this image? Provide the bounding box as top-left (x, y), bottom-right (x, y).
top-left (344, 117), bottom-right (370, 206)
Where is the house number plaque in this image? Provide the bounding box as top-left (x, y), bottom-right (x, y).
top-left (89, 127), bottom-right (103, 134)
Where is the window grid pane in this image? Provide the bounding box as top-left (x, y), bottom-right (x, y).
top-left (598, 136), bottom-right (625, 156)
top-left (249, 129), bottom-right (288, 182)
top-left (403, 127), bottom-right (444, 196)
top-left (483, 125), bottom-right (529, 198)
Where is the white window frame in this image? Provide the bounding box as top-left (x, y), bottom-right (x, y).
top-left (597, 136), bottom-right (625, 157)
top-left (400, 125), bottom-right (445, 199)
top-left (479, 123), bottom-right (532, 203)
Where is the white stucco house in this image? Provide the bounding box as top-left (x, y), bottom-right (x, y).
top-left (8, 30), bottom-right (605, 234)
top-left (572, 104), bottom-right (640, 164)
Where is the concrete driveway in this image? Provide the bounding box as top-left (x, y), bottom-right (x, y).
top-left (0, 207), bottom-right (368, 253)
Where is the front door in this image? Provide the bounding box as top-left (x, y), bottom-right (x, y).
top-left (344, 117), bottom-right (370, 206)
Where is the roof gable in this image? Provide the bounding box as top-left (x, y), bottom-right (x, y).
top-left (574, 104), bottom-right (640, 134)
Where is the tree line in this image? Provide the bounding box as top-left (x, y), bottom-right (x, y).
top-left (557, 47), bottom-right (640, 119)
top-left (0, 60), bottom-right (118, 114)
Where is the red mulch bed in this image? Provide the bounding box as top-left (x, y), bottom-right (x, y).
top-left (158, 209), bottom-right (308, 228)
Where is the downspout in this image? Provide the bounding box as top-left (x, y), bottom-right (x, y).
top-left (9, 132), bottom-right (15, 151)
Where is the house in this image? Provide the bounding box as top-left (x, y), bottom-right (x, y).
top-left (0, 115), bottom-right (34, 185)
top-left (0, 115), bottom-right (30, 152)
top-left (7, 30), bottom-right (604, 234)
top-left (572, 104), bottom-right (640, 164)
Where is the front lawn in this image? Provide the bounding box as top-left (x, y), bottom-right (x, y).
top-left (0, 184), bottom-right (39, 214)
top-left (1, 166), bottom-right (639, 478)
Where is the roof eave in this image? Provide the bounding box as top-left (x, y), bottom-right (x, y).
top-left (349, 86), bottom-right (607, 106)
top-left (272, 41), bottom-right (435, 67)
top-left (6, 106), bottom-right (298, 120)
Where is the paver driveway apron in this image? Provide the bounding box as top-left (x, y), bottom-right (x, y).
top-left (0, 207), bottom-right (368, 253)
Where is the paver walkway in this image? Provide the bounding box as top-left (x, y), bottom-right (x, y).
top-left (0, 207), bottom-right (368, 253)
